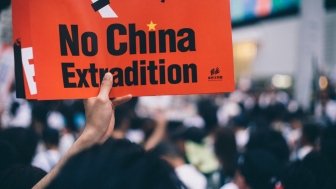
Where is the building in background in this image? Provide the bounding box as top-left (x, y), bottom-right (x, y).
top-left (231, 0), bottom-right (336, 110)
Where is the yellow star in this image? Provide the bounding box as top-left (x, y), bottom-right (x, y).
top-left (147, 21), bottom-right (157, 31)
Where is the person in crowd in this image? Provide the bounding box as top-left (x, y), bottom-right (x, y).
top-left (144, 114), bottom-right (168, 150)
top-left (111, 98), bottom-right (138, 140)
top-left (229, 115), bottom-right (249, 152)
top-left (153, 141), bottom-right (207, 189)
top-left (169, 124), bottom-right (219, 177)
top-left (286, 113), bottom-right (304, 157)
top-left (246, 127), bottom-right (290, 165)
top-left (214, 127), bottom-right (238, 189)
top-left (281, 161), bottom-right (317, 189)
top-left (0, 127), bottom-right (39, 165)
top-left (30, 102), bottom-right (49, 137)
top-left (33, 73), bottom-right (185, 189)
top-left (296, 122), bottom-right (319, 160)
top-left (235, 150), bottom-right (282, 189)
top-left (0, 128), bottom-right (46, 189)
top-left (281, 125), bottom-right (336, 189)
top-left (315, 91), bottom-right (336, 126)
top-left (0, 164), bottom-right (46, 189)
top-left (46, 139), bottom-right (184, 189)
top-left (197, 98), bottom-right (218, 134)
top-left (32, 128), bottom-right (61, 172)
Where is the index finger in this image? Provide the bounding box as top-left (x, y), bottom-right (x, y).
top-left (98, 72), bottom-right (113, 99)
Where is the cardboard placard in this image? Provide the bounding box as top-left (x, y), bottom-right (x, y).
top-left (13, 0), bottom-right (234, 100)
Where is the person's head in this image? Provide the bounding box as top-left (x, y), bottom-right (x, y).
top-left (47, 139), bottom-right (184, 189)
top-left (168, 124), bottom-right (206, 156)
top-left (0, 165), bottom-right (46, 189)
top-left (114, 104), bottom-right (136, 131)
top-left (237, 150), bottom-right (281, 189)
top-left (152, 141), bottom-right (185, 168)
top-left (268, 103), bottom-right (288, 123)
top-left (0, 0), bottom-right (10, 12)
top-left (153, 141), bottom-right (183, 159)
top-left (300, 122), bottom-right (320, 146)
top-left (230, 114), bottom-right (249, 129)
top-left (131, 117), bottom-right (156, 141)
top-left (246, 128), bottom-right (290, 163)
top-left (114, 98), bottom-right (138, 131)
top-left (214, 127), bottom-right (237, 177)
top-left (30, 102), bottom-right (49, 136)
top-left (197, 99), bottom-right (218, 132)
top-left (42, 128), bottom-right (60, 149)
top-left (0, 128), bottom-right (38, 165)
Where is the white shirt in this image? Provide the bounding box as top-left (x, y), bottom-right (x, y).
top-left (220, 182), bottom-right (239, 189)
top-left (32, 149), bottom-right (61, 172)
top-left (297, 145), bottom-right (313, 160)
top-left (175, 164), bottom-right (207, 189)
top-left (59, 133), bottom-right (75, 156)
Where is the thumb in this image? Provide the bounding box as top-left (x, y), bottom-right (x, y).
top-left (98, 72), bottom-right (113, 99)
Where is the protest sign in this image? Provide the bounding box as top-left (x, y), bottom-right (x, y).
top-left (12, 0), bottom-right (37, 99)
top-left (13, 0), bottom-right (234, 100)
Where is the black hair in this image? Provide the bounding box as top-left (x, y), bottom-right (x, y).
top-left (9, 102), bottom-right (20, 117)
top-left (0, 128), bottom-right (38, 165)
top-left (230, 114), bottom-right (249, 128)
top-left (115, 98), bottom-right (138, 130)
top-left (42, 128), bottom-right (60, 147)
top-left (301, 122), bottom-right (320, 145)
top-left (152, 141), bottom-right (183, 159)
top-left (197, 99), bottom-right (218, 132)
top-left (47, 139), bottom-right (184, 189)
top-left (133, 117), bottom-right (156, 140)
top-left (214, 127), bottom-right (238, 178)
top-left (0, 165), bottom-right (46, 189)
top-left (239, 150), bottom-right (281, 189)
top-left (246, 128), bottom-right (290, 163)
top-left (31, 102), bottom-right (49, 126)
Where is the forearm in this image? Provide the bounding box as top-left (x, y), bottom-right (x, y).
top-left (33, 72), bottom-right (131, 188)
top-left (145, 126), bottom-right (166, 151)
top-left (33, 128), bottom-right (99, 189)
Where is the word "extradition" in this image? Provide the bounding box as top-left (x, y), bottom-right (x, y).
top-left (62, 59), bottom-right (198, 88)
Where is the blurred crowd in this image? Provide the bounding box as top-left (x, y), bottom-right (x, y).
top-left (1, 76), bottom-right (336, 189)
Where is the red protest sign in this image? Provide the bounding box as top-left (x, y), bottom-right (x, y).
top-left (13, 0), bottom-right (234, 100)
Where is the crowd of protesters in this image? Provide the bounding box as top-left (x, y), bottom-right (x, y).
top-left (0, 70), bottom-right (336, 189)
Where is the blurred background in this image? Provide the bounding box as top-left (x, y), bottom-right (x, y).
top-left (1, 0), bottom-right (336, 189)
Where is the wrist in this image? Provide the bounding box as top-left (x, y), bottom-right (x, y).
top-left (78, 126), bottom-right (101, 147)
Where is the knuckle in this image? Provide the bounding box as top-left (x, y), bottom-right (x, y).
top-left (96, 96), bottom-right (107, 103)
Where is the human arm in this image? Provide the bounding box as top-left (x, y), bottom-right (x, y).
top-left (33, 73), bottom-right (132, 189)
top-left (144, 111), bottom-right (167, 150)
